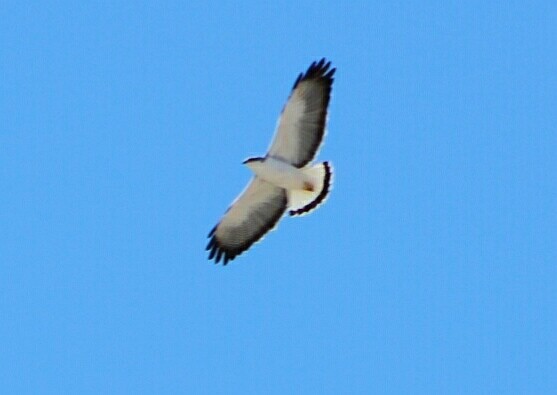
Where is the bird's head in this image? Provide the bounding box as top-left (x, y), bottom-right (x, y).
top-left (242, 157), bottom-right (265, 170)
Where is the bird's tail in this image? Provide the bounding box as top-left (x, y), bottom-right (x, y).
top-left (288, 161), bottom-right (333, 216)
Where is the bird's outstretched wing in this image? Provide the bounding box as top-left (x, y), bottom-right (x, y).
top-left (207, 178), bottom-right (287, 264)
top-left (267, 58), bottom-right (336, 168)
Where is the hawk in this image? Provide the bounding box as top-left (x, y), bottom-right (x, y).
top-left (207, 59), bottom-right (335, 264)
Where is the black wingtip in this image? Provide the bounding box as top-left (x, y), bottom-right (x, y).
top-left (208, 243), bottom-right (217, 260)
top-left (206, 231), bottom-right (238, 265)
top-left (206, 237), bottom-right (215, 251)
top-left (292, 58), bottom-right (336, 90)
top-left (292, 72), bottom-right (303, 90)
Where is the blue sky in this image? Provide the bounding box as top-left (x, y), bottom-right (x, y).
top-left (1, 1), bottom-right (555, 393)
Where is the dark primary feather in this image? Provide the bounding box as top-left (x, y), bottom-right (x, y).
top-left (292, 58), bottom-right (336, 91)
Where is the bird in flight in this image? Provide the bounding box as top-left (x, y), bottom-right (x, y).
top-left (207, 59), bottom-right (335, 264)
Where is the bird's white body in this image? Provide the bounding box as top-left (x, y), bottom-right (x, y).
top-left (245, 157), bottom-right (311, 191)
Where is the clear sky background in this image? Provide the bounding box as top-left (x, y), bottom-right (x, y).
top-left (1, 2), bottom-right (555, 394)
